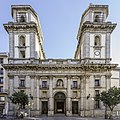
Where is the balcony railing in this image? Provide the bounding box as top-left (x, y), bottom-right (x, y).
top-left (39, 85), bottom-right (49, 89)
top-left (71, 85), bottom-right (80, 89)
top-left (18, 84), bottom-right (26, 88)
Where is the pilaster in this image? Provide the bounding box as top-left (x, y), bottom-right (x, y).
top-left (80, 75), bottom-right (86, 116)
top-left (85, 76), bottom-right (90, 111)
top-left (66, 76), bottom-right (72, 116)
top-left (30, 32), bottom-right (35, 58)
top-left (105, 33), bottom-right (111, 61)
top-left (9, 32), bottom-right (14, 58)
top-left (9, 76), bottom-right (14, 114)
top-left (48, 76), bottom-right (54, 116)
top-left (105, 74), bottom-right (111, 91)
top-left (85, 32), bottom-right (90, 58)
top-left (36, 77), bottom-right (40, 115)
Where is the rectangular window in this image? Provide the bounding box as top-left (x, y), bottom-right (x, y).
top-left (73, 81), bottom-right (77, 88)
top-left (0, 86), bottom-right (3, 92)
top-left (19, 80), bottom-right (25, 87)
top-left (95, 79), bottom-right (100, 87)
top-left (0, 58), bottom-right (3, 64)
top-left (0, 68), bottom-right (3, 75)
top-left (0, 77), bottom-right (3, 84)
top-left (42, 81), bottom-right (47, 88)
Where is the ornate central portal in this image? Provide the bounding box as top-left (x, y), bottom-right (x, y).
top-left (54, 92), bottom-right (66, 114)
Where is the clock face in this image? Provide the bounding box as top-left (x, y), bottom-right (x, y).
top-left (94, 51), bottom-right (100, 56)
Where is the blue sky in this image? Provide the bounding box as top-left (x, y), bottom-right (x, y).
top-left (0, 0), bottom-right (120, 65)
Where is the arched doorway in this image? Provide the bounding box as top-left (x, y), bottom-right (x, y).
top-left (54, 92), bottom-right (66, 114)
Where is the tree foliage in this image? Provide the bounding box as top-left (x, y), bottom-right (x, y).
top-left (9, 91), bottom-right (29, 109)
top-left (96, 86), bottom-right (120, 118)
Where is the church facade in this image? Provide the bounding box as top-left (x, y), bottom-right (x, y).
top-left (3, 4), bottom-right (120, 117)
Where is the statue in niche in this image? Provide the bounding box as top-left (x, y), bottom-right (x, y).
top-left (57, 79), bottom-right (63, 87)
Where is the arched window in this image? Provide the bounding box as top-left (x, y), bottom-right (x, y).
top-left (94, 36), bottom-right (101, 46)
top-left (19, 36), bottom-right (25, 47)
top-left (56, 79), bottom-right (63, 87)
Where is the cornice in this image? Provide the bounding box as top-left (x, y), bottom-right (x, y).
top-left (81, 22), bottom-right (116, 33)
top-left (4, 22), bottom-right (37, 32)
top-left (3, 63), bottom-right (118, 73)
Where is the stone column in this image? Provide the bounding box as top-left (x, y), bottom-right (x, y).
top-left (26, 76), bottom-right (30, 88)
top-left (48, 76), bottom-right (54, 116)
top-left (85, 32), bottom-right (90, 58)
top-left (105, 74), bottom-right (111, 91)
top-left (28, 10), bottom-right (31, 22)
top-left (30, 76), bottom-right (35, 116)
top-left (80, 76), bottom-right (86, 117)
top-left (9, 32), bottom-right (14, 59)
top-left (83, 32), bottom-right (90, 59)
top-left (14, 76), bottom-right (19, 88)
top-left (66, 76), bottom-right (72, 116)
top-left (30, 32), bottom-right (35, 58)
top-left (105, 73), bottom-right (111, 118)
top-left (105, 33), bottom-right (111, 63)
top-left (8, 76), bottom-right (15, 115)
top-left (39, 77), bottom-right (42, 115)
top-left (85, 76), bottom-right (90, 115)
top-left (36, 77), bottom-right (40, 115)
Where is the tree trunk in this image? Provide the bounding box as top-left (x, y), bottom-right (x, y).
top-left (109, 109), bottom-right (113, 119)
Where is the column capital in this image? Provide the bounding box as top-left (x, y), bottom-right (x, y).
top-left (105, 75), bottom-right (111, 79)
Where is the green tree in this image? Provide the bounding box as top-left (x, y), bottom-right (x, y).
top-left (96, 87), bottom-right (120, 119)
top-left (9, 91), bottom-right (29, 109)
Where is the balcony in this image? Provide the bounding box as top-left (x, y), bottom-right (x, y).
top-left (18, 84), bottom-right (26, 89)
top-left (94, 85), bottom-right (101, 89)
top-left (39, 85), bottom-right (49, 89)
top-left (71, 85), bottom-right (80, 89)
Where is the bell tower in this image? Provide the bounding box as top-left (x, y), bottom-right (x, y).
top-left (4, 5), bottom-right (45, 64)
top-left (74, 4), bottom-right (116, 64)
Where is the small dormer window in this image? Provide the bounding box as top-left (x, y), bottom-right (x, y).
top-left (94, 36), bottom-right (101, 46)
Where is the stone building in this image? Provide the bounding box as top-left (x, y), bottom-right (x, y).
top-left (3, 4), bottom-right (120, 117)
top-left (0, 52), bottom-right (8, 114)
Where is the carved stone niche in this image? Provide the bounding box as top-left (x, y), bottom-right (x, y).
top-left (56, 79), bottom-right (64, 88)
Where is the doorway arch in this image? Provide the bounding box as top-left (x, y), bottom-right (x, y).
top-left (54, 92), bottom-right (66, 114)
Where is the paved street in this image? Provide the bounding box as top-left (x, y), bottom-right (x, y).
top-left (38, 116), bottom-right (106, 120)
top-left (0, 116), bottom-right (109, 120)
